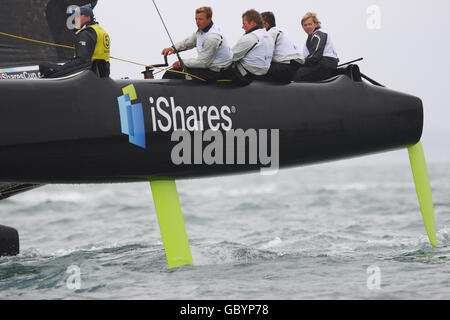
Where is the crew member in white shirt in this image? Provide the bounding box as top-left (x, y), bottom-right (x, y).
top-left (261, 11), bottom-right (304, 83)
top-left (223, 9), bottom-right (275, 85)
top-left (293, 12), bottom-right (339, 82)
top-left (161, 6), bottom-right (233, 82)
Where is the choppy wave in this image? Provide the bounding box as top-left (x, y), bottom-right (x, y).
top-left (1, 162), bottom-right (449, 299)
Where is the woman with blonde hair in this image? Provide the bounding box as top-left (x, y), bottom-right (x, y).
top-left (293, 12), bottom-right (339, 82)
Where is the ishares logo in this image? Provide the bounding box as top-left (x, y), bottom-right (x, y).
top-left (117, 85), bottom-right (146, 149)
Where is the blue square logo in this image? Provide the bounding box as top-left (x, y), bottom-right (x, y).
top-left (117, 85), bottom-right (146, 149)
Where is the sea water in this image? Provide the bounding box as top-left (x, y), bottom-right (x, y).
top-left (0, 158), bottom-right (449, 300)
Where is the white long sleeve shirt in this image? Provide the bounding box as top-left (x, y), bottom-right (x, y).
top-left (232, 28), bottom-right (274, 76)
top-left (267, 27), bottom-right (304, 64)
top-left (174, 26), bottom-right (233, 72)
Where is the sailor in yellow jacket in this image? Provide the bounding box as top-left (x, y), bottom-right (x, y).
top-left (40, 6), bottom-right (110, 78)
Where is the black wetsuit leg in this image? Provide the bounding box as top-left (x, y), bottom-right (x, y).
top-left (162, 67), bottom-right (186, 80)
top-left (162, 67), bottom-right (223, 83)
top-left (264, 61), bottom-right (301, 83)
top-left (184, 67), bottom-right (223, 83)
top-left (39, 62), bottom-right (63, 77)
top-left (293, 57), bottom-right (338, 82)
top-left (293, 64), bottom-right (329, 82)
top-left (220, 64), bottom-right (253, 86)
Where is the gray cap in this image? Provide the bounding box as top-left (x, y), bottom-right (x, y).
top-left (79, 6), bottom-right (94, 18)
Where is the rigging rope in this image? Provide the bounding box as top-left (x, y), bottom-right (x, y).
top-left (0, 31), bottom-right (207, 82)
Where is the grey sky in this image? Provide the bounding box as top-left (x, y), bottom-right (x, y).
top-left (95, 0), bottom-right (450, 163)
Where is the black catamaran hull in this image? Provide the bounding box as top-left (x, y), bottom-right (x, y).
top-left (0, 71), bottom-right (422, 184)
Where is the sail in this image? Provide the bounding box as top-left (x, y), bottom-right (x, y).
top-left (0, 0), bottom-right (97, 69)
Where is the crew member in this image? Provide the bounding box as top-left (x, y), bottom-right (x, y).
top-left (261, 11), bottom-right (304, 83)
top-left (39, 6), bottom-right (110, 78)
top-left (293, 12), bottom-right (338, 82)
top-left (223, 9), bottom-right (275, 85)
top-left (161, 6), bottom-right (233, 82)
